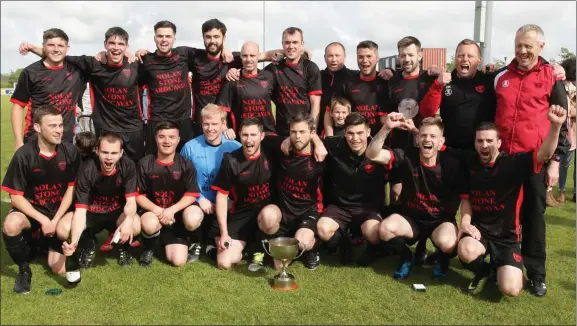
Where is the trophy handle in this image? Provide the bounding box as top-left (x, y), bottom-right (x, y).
top-left (294, 244), bottom-right (306, 260)
top-left (261, 240), bottom-right (272, 256)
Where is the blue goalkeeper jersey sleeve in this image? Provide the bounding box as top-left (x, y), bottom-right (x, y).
top-left (180, 134), bottom-right (242, 202)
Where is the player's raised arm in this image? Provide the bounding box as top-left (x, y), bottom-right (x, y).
top-left (537, 105), bottom-right (568, 164)
top-left (366, 112), bottom-right (411, 164)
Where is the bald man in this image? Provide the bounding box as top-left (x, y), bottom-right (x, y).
top-left (216, 41), bottom-right (277, 139)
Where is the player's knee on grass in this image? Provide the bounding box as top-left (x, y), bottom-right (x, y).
top-left (258, 204), bottom-right (281, 234)
top-left (431, 223), bottom-right (458, 253)
top-left (497, 265), bottom-right (523, 297)
top-left (56, 212), bottom-right (74, 240)
top-left (457, 237), bottom-right (485, 263)
top-left (166, 244), bottom-right (188, 267)
top-left (141, 212), bottom-right (161, 235)
top-left (295, 228), bottom-right (315, 251)
top-left (2, 212), bottom-right (28, 236)
top-left (316, 217), bottom-right (339, 241)
top-left (48, 250), bottom-right (66, 275)
top-left (361, 219), bottom-right (381, 244)
top-left (183, 205), bottom-right (204, 231)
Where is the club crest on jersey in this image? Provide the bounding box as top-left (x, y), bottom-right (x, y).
top-left (260, 80), bottom-right (268, 88)
top-left (475, 85), bottom-right (485, 93)
top-left (501, 80), bottom-right (509, 88)
top-left (444, 86), bottom-right (452, 96)
top-left (116, 175), bottom-right (122, 186)
top-left (296, 70), bottom-right (303, 76)
top-left (364, 164), bottom-right (375, 174)
top-left (172, 171), bottom-right (182, 180)
top-left (122, 68), bottom-right (131, 78)
top-left (172, 54), bottom-right (180, 62)
top-left (58, 161), bottom-right (66, 171)
top-left (419, 82), bottom-right (426, 89)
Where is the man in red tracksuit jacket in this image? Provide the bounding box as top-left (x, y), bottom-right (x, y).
top-left (492, 24), bottom-right (569, 297)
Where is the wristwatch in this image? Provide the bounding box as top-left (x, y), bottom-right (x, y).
top-left (551, 154), bottom-right (561, 162)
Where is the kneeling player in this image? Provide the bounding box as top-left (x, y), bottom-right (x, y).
top-left (366, 114), bottom-right (465, 280)
top-left (137, 122), bottom-right (201, 267)
top-left (316, 113), bottom-right (385, 266)
top-left (210, 118), bottom-right (273, 270)
top-left (2, 106), bottom-right (80, 294)
top-left (457, 106), bottom-right (566, 296)
top-left (62, 132), bottom-right (141, 269)
top-left (257, 113), bottom-right (326, 270)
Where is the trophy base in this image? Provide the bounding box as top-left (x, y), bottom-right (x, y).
top-left (272, 273), bottom-right (298, 291)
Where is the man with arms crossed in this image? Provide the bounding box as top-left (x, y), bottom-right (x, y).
top-left (256, 113), bottom-right (326, 271)
top-left (180, 104), bottom-right (241, 261)
top-left (316, 113), bottom-right (385, 266)
top-left (14, 29), bottom-right (87, 148)
top-left (21, 27), bottom-right (146, 162)
top-left (217, 41), bottom-right (277, 139)
top-left (210, 118), bottom-right (274, 270)
top-left (61, 132), bottom-right (140, 270)
top-left (492, 24), bottom-right (569, 296)
top-left (457, 106), bottom-right (566, 296)
top-left (2, 106), bottom-right (80, 294)
top-left (366, 114), bottom-right (465, 280)
top-left (136, 122), bottom-right (202, 267)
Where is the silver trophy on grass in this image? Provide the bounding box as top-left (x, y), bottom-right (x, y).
top-left (262, 237), bottom-right (305, 291)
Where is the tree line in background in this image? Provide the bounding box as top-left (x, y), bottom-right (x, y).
top-left (0, 48), bottom-right (574, 89)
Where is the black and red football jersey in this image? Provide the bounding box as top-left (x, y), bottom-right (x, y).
top-left (335, 72), bottom-right (389, 136)
top-left (2, 139), bottom-right (80, 217)
top-left (137, 153), bottom-right (200, 208)
top-left (187, 49), bottom-right (243, 124)
top-left (65, 56), bottom-right (143, 132)
top-left (462, 150), bottom-right (543, 243)
top-left (139, 46), bottom-right (195, 122)
top-left (323, 136), bottom-right (386, 211)
top-left (385, 71), bottom-right (436, 150)
top-left (10, 60), bottom-right (87, 142)
top-left (265, 58), bottom-right (322, 136)
top-left (216, 69), bottom-right (277, 134)
top-left (386, 147), bottom-right (466, 225)
top-left (74, 155), bottom-right (137, 214)
top-left (211, 148), bottom-right (273, 214)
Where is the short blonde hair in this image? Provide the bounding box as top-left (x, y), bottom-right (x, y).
top-left (420, 116), bottom-right (444, 133)
top-left (330, 96), bottom-right (351, 112)
top-left (201, 104), bottom-right (227, 122)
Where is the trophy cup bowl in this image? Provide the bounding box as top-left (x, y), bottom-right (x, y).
top-left (398, 98), bottom-right (419, 119)
top-left (262, 237), bottom-right (305, 291)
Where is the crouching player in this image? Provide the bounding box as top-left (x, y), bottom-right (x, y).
top-left (2, 106), bottom-right (80, 294)
top-left (61, 132), bottom-right (140, 269)
top-left (256, 113), bottom-right (327, 271)
top-left (366, 113), bottom-right (465, 280)
top-left (137, 122), bottom-right (201, 267)
top-left (458, 105), bottom-right (567, 296)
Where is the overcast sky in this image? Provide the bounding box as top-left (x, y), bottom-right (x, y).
top-left (1, 1), bottom-right (575, 74)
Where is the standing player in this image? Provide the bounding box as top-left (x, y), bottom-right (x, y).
top-left (21, 27), bottom-right (146, 163)
top-left (209, 118), bottom-right (274, 270)
top-left (457, 106), bottom-right (566, 296)
top-left (216, 41), bottom-right (277, 138)
top-left (137, 21), bottom-right (197, 154)
top-left (2, 106), bottom-right (80, 294)
top-left (316, 113), bottom-right (386, 266)
top-left (137, 122), bottom-right (202, 268)
top-left (366, 114), bottom-right (465, 280)
top-left (329, 41), bottom-right (388, 136)
top-left (180, 104), bottom-right (241, 261)
top-left (14, 29), bottom-right (87, 148)
top-left (256, 113), bottom-right (326, 270)
top-left (265, 27), bottom-right (323, 137)
top-left (60, 132), bottom-right (141, 269)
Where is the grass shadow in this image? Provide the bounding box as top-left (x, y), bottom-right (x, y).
top-left (558, 279), bottom-right (576, 294)
top-left (556, 249), bottom-right (576, 258)
top-left (547, 216), bottom-right (576, 228)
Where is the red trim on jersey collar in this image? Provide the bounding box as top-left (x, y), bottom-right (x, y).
top-left (156, 159), bottom-right (174, 166)
top-left (106, 61), bottom-right (124, 68)
top-left (157, 51), bottom-right (173, 57)
top-left (39, 151), bottom-right (57, 159)
top-left (101, 167), bottom-right (117, 176)
top-left (242, 73), bottom-right (258, 78)
top-left (402, 73), bottom-right (420, 80)
top-left (244, 152), bottom-right (261, 161)
top-left (285, 59), bottom-right (301, 67)
top-left (360, 75), bottom-right (376, 81)
top-left (43, 62), bottom-right (65, 70)
top-left (206, 55), bottom-right (221, 61)
top-left (420, 160), bottom-right (436, 168)
top-left (294, 151), bottom-right (312, 157)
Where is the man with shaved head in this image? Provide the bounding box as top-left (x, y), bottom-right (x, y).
top-left (216, 41), bottom-right (277, 139)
